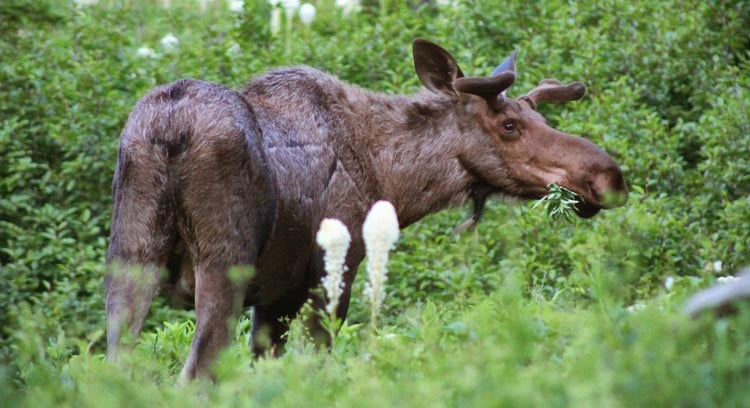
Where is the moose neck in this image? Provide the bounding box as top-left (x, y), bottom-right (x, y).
top-left (352, 90), bottom-right (476, 227)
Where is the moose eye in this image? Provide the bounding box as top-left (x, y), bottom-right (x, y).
top-left (502, 120), bottom-right (517, 132)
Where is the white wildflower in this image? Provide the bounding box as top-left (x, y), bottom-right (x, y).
top-left (335, 0), bottom-right (361, 16)
top-left (228, 0), bottom-right (244, 12)
top-left (713, 260), bottom-right (723, 273)
top-left (316, 218), bottom-right (351, 317)
top-left (717, 275), bottom-right (740, 285)
top-left (270, 7), bottom-right (282, 35)
top-left (226, 41), bottom-right (241, 56)
top-left (160, 33), bottom-right (179, 51)
top-left (380, 333), bottom-right (397, 340)
top-left (299, 3), bottom-right (316, 25)
top-left (74, 0), bottom-right (99, 7)
top-left (363, 200), bottom-right (400, 327)
top-left (626, 303), bottom-right (646, 313)
top-left (281, 0), bottom-right (300, 15)
top-left (136, 46), bottom-right (157, 58)
top-left (664, 276), bottom-right (674, 291)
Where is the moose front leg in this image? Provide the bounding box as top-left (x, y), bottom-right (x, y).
top-left (251, 305), bottom-right (293, 357)
top-left (250, 292), bottom-right (351, 357)
top-left (305, 241), bottom-right (361, 349)
top-left (309, 274), bottom-right (356, 344)
top-left (304, 254), bottom-right (359, 351)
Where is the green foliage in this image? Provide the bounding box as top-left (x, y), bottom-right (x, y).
top-left (5, 270), bottom-right (750, 407)
top-left (2, 0), bottom-right (750, 405)
top-left (0, 0), bottom-right (66, 36)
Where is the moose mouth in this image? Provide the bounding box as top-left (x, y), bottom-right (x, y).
top-left (524, 184), bottom-right (603, 219)
top-left (573, 201), bottom-right (601, 218)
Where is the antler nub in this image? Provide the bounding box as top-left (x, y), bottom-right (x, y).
top-left (524, 80), bottom-right (586, 108)
top-left (454, 72), bottom-right (516, 109)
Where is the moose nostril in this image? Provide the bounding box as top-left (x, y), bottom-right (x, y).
top-left (590, 168), bottom-right (628, 208)
top-left (587, 179), bottom-right (601, 203)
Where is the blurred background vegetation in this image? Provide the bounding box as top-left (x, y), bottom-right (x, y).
top-left (1, 0), bottom-right (749, 405)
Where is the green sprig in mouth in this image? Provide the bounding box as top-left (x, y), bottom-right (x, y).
top-left (533, 183), bottom-right (584, 221)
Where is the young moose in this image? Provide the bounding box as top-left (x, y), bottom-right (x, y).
top-left (106, 39), bottom-right (628, 381)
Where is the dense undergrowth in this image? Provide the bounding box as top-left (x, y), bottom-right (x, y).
top-left (1, 0), bottom-right (750, 405)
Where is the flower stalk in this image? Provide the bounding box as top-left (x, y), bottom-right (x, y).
top-left (316, 218), bottom-right (351, 342)
top-left (363, 200), bottom-right (400, 330)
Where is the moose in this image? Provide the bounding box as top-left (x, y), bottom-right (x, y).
top-left (105, 39), bottom-right (628, 381)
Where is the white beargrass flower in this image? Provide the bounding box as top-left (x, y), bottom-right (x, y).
top-left (299, 3), bottom-right (316, 25)
top-left (281, 0), bottom-right (300, 15)
top-left (160, 33), bottom-right (179, 51)
top-left (664, 276), bottom-right (674, 291)
top-left (74, 0), bottom-right (98, 7)
top-left (226, 41), bottom-right (241, 56)
top-left (136, 46), bottom-right (157, 58)
top-left (316, 218), bottom-right (351, 317)
top-left (626, 303), bottom-right (646, 313)
top-left (270, 7), bottom-right (282, 35)
top-left (335, 0), bottom-right (361, 16)
top-left (363, 200), bottom-right (400, 328)
top-left (228, 0), bottom-right (244, 12)
top-left (713, 260), bottom-right (724, 273)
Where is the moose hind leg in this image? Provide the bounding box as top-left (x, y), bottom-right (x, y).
top-left (105, 159), bottom-right (176, 362)
top-left (177, 257), bottom-right (248, 382)
top-left (177, 149), bottom-right (273, 381)
top-left (177, 210), bottom-right (264, 381)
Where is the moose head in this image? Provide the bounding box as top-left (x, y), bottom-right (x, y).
top-left (412, 39), bottom-right (628, 222)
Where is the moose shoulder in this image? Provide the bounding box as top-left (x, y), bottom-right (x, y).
top-left (105, 39), bottom-right (628, 381)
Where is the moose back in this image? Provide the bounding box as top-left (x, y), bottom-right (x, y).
top-left (105, 39), bottom-right (628, 381)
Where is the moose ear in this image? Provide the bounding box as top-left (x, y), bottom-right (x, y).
top-left (413, 39), bottom-right (465, 97)
top-left (491, 49), bottom-right (518, 77)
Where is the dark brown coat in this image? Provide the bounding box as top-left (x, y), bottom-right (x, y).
top-left (105, 40), bottom-right (627, 381)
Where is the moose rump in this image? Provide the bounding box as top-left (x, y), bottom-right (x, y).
top-left (105, 79), bottom-right (276, 379)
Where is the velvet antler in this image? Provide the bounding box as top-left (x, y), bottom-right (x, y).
top-left (454, 72), bottom-right (516, 108)
top-left (524, 79), bottom-right (586, 109)
top-left (453, 49), bottom-right (518, 108)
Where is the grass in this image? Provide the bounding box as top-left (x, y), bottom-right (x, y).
top-left (7, 270), bottom-right (750, 407)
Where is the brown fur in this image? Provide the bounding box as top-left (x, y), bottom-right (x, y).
top-left (105, 40), bottom-right (627, 381)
